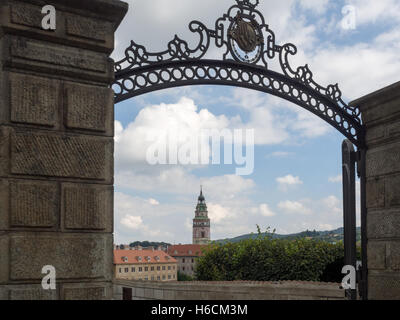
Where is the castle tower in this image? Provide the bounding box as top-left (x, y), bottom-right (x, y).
top-left (192, 187), bottom-right (211, 244)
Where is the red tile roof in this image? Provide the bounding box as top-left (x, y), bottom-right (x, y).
top-left (114, 249), bottom-right (177, 265)
top-left (167, 244), bottom-right (207, 257)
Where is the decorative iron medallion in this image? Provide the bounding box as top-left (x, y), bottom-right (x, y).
top-left (228, 13), bottom-right (264, 63)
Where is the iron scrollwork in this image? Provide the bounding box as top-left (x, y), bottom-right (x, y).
top-left (113, 0), bottom-right (364, 147)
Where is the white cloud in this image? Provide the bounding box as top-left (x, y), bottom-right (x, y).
top-left (302, 30), bottom-right (400, 100)
top-left (348, 0), bottom-right (400, 25)
top-left (276, 175), bottom-right (303, 191)
top-left (147, 198), bottom-right (160, 206)
top-left (259, 204), bottom-right (276, 217)
top-left (299, 0), bottom-right (330, 14)
top-left (321, 195), bottom-right (342, 216)
top-left (120, 215), bottom-right (143, 230)
top-left (278, 200), bottom-right (312, 215)
top-left (267, 151), bottom-right (294, 158)
top-left (116, 167), bottom-right (255, 199)
top-left (115, 97), bottom-right (229, 169)
top-left (207, 203), bottom-right (230, 223)
top-left (329, 174), bottom-right (342, 183)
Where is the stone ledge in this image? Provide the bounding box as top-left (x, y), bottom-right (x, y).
top-left (0, 1), bottom-right (123, 54)
top-left (61, 282), bottom-right (112, 300)
top-left (114, 279), bottom-right (345, 300)
top-left (1, 35), bottom-right (114, 84)
top-left (0, 284), bottom-right (58, 300)
top-left (350, 81), bottom-right (400, 111)
top-left (3, 0), bottom-right (128, 31)
top-left (350, 81), bottom-right (400, 126)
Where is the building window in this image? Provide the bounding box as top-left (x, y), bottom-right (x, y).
top-left (168, 266), bottom-right (171, 270)
top-left (119, 268), bottom-right (122, 273)
top-left (157, 276), bottom-right (160, 280)
top-left (182, 258), bottom-right (185, 263)
top-left (145, 267), bottom-right (148, 271)
top-left (162, 266), bottom-right (165, 270)
top-left (151, 276), bottom-right (155, 280)
top-left (144, 277), bottom-right (148, 281)
top-left (157, 266), bottom-right (160, 271)
top-left (132, 267), bottom-right (135, 272)
top-left (192, 259), bottom-right (194, 263)
top-left (125, 268), bottom-right (128, 273)
top-left (201, 232), bottom-right (205, 238)
top-left (139, 267), bottom-right (142, 272)
top-left (162, 275), bottom-right (166, 280)
top-left (183, 267), bottom-right (185, 271)
top-left (151, 266), bottom-right (154, 271)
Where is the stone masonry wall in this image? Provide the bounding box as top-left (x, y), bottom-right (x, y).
top-left (0, 0), bottom-right (127, 300)
top-left (113, 280), bottom-right (345, 300)
top-left (351, 81), bottom-right (400, 300)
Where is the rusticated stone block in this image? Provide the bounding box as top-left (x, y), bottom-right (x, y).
top-left (366, 143), bottom-right (400, 177)
top-left (10, 73), bottom-right (59, 127)
top-left (0, 128), bottom-right (10, 175)
top-left (368, 210), bottom-right (400, 239)
top-left (66, 14), bottom-right (112, 42)
top-left (369, 273), bottom-right (400, 300)
top-left (64, 82), bottom-right (113, 134)
top-left (9, 36), bottom-right (108, 73)
top-left (10, 180), bottom-right (58, 228)
top-left (9, 233), bottom-right (112, 280)
top-left (386, 174), bottom-right (400, 207)
top-left (0, 287), bottom-right (6, 300)
top-left (0, 180), bottom-right (8, 230)
top-left (367, 241), bottom-right (386, 270)
top-left (365, 125), bottom-right (385, 144)
top-left (62, 183), bottom-right (112, 231)
top-left (0, 236), bottom-right (9, 284)
top-left (62, 283), bottom-right (110, 300)
top-left (366, 178), bottom-right (385, 208)
top-left (387, 121), bottom-right (400, 139)
top-left (11, 131), bottom-right (112, 181)
top-left (9, 286), bottom-right (57, 300)
top-left (387, 242), bottom-right (400, 270)
top-left (10, 2), bottom-right (43, 29)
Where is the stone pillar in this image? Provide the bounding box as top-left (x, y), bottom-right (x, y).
top-left (0, 0), bottom-right (127, 300)
top-left (351, 81), bottom-right (400, 300)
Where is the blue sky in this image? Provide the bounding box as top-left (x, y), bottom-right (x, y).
top-left (112, 0), bottom-right (400, 244)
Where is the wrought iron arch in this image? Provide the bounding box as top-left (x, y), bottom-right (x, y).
top-left (113, 0), bottom-right (365, 147)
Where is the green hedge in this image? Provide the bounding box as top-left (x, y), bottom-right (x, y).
top-left (195, 235), bottom-right (347, 282)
